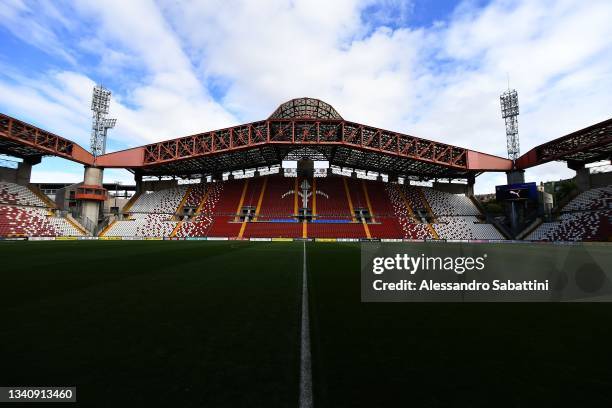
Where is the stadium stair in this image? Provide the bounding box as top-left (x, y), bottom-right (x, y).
top-left (65, 214), bottom-right (88, 235)
top-left (396, 185), bottom-right (418, 221)
top-left (122, 191), bottom-right (142, 214)
top-left (469, 195), bottom-right (511, 239)
top-left (28, 185), bottom-right (57, 209)
top-left (426, 223), bottom-right (439, 239)
top-left (361, 180), bottom-right (376, 223)
top-left (342, 177), bottom-right (356, 222)
top-left (418, 187), bottom-right (437, 222)
top-left (236, 179), bottom-right (250, 238)
top-left (294, 178), bottom-right (299, 215)
top-left (517, 217), bottom-right (543, 240)
top-left (253, 177), bottom-right (268, 221)
top-left (174, 186), bottom-right (193, 219)
top-left (343, 177), bottom-right (370, 237)
top-left (99, 219), bottom-right (116, 237)
top-left (235, 179), bottom-right (249, 222)
top-left (312, 178), bottom-right (317, 216)
top-left (194, 187), bottom-right (212, 215)
top-left (169, 186), bottom-right (194, 237)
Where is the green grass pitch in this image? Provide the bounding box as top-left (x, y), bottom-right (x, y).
top-left (1, 241), bottom-right (612, 406)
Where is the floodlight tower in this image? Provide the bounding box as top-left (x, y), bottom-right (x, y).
top-left (500, 89), bottom-right (520, 161)
top-left (90, 85), bottom-right (116, 157)
top-left (500, 88), bottom-right (525, 236)
top-left (75, 84), bottom-right (116, 233)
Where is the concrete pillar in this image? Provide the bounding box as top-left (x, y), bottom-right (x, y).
top-left (81, 166), bottom-right (104, 224)
top-left (466, 174), bottom-right (475, 197)
top-left (15, 156), bottom-right (40, 186)
top-left (506, 170), bottom-right (525, 185)
top-left (135, 172), bottom-right (143, 194)
top-left (568, 161), bottom-right (590, 192)
top-left (15, 162), bottom-right (32, 186)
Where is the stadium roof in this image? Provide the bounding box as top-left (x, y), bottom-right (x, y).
top-left (2, 98), bottom-right (515, 178)
top-left (96, 98), bottom-right (512, 178)
top-left (0, 113), bottom-right (93, 165)
top-left (516, 117), bottom-right (612, 169)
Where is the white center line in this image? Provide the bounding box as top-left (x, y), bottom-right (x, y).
top-left (299, 241), bottom-right (313, 408)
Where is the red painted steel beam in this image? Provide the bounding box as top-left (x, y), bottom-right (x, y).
top-left (0, 112), bottom-right (513, 172)
top-left (0, 113), bottom-right (93, 165)
top-left (96, 118), bottom-right (511, 171)
top-left (515, 117), bottom-right (612, 169)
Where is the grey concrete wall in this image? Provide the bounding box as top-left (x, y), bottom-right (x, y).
top-left (432, 182), bottom-right (468, 195)
top-left (588, 171), bottom-right (612, 188)
top-left (0, 167), bottom-right (17, 183)
top-left (0, 161), bottom-right (32, 185)
top-left (141, 179), bottom-right (178, 191)
top-left (506, 170), bottom-right (525, 185)
top-left (16, 161), bottom-right (32, 185)
top-left (574, 166), bottom-right (591, 192)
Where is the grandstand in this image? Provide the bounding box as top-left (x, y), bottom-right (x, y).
top-left (0, 181), bottom-right (85, 237)
top-left (526, 186), bottom-right (611, 241)
top-left (1, 96), bottom-right (611, 408)
top-left (95, 173), bottom-right (509, 240)
top-left (0, 98), bottom-right (610, 241)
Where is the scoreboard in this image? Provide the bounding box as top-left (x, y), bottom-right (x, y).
top-left (495, 182), bottom-right (538, 201)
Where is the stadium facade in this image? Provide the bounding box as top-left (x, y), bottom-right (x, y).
top-left (0, 98), bottom-right (610, 241)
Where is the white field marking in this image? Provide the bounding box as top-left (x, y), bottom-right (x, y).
top-left (299, 241), bottom-right (313, 408)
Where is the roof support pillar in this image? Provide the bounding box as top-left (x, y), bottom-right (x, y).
top-left (568, 161), bottom-right (591, 192)
top-left (466, 174), bottom-right (476, 197)
top-left (15, 157), bottom-right (40, 186)
top-left (506, 170), bottom-right (525, 185)
top-left (135, 171), bottom-right (143, 194)
top-left (79, 166), bottom-right (104, 230)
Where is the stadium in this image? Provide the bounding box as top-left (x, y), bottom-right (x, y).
top-left (1, 96), bottom-right (610, 242)
top-left (1, 91), bottom-right (612, 406)
top-left (3, 0), bottom-right (612, 404)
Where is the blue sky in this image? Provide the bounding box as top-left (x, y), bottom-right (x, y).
top-left (1, 0), bottom-right (611, 192)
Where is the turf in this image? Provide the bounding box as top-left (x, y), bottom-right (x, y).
top-left (307, 242), bottom-right (612, 407)
top-left (0, 241), bottom-right (301, 407)
top-left (1, 241), bottom-right (612, 407)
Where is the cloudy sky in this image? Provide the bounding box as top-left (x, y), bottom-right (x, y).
top-left (0, 0), bottom-right (611, 192)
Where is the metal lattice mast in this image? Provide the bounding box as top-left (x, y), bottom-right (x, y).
top-left (90, 85), bottom-right (116, 157)
top-left (500, 89), bottom-right (520, 161)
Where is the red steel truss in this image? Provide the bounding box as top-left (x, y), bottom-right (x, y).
top-left (140, 119), bottom-right (468, 169)
top-left (516, 117), bottom-right (612, 169)
top-left (0, 113), bottom-right (93, 165)
top-left (0, 95), bottom-right (514, 178)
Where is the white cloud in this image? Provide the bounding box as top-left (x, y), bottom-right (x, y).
top-left (0, 0), bottom-right (77, 63)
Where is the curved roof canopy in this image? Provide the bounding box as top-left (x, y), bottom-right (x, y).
top-left (269, 98), bottom-right (343, 120)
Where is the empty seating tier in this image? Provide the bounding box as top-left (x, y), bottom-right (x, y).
top-left (526, 185), bottom-right (611, 241)
top-left (0, 182), bottom-right (47, 207)
top-left (0, 181), bottom-right (84, 237)
top-left (100, 175), bottom-right (513, 240)
top-left (0, 206), bottom-right (82, 237)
